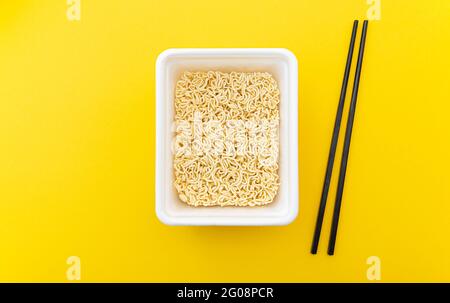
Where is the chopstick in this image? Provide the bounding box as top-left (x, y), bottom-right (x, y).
top-left (328, 20), bottom-right (369, 255)
top-left (311, 20), bottom-right (359, 254)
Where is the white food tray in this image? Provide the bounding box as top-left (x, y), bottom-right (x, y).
top-left (156, 48), bottom-right (298, 226)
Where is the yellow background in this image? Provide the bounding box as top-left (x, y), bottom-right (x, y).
top-left (0, 0), bottom-right (449, 282)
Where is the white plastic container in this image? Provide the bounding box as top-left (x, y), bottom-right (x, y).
top-left (156, 48), bottom-right (298, 226)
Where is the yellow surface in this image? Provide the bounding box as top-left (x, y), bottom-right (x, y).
top-left (0, 0), bottom-right (449, 282)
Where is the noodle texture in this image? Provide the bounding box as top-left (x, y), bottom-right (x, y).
top-left (174, 71), bottom-right (280, 207)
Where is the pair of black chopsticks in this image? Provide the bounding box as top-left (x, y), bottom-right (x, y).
top-left (311, 20), bottom-right (369, 255)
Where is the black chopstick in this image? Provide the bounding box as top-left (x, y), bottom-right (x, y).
top-left (311, 20), bottom-right (359, 254)
top-left (328, 20), bottom-right (369, 255)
